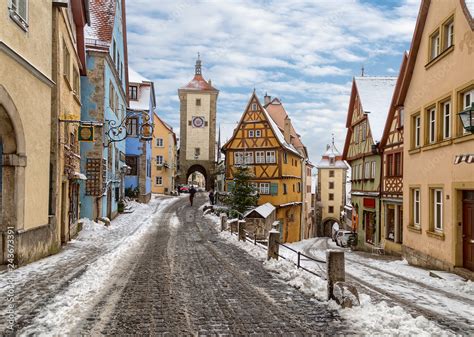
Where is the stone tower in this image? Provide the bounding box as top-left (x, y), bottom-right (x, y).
top-left (178, 56), bottom-right (219, 189)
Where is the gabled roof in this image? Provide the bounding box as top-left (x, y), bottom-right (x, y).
top-left (380, 52), bottom-right (409, 148)
top-left (264, 97), bottom-right (307, 155)
top-left (222, 92), bottom-right (301, 157)
top-left (154, 113), bottom-right (177, 145)
top-left (354, 76), bottom-right (397, 143)
top-left (85, 0), bottom-right (116, 44)
top-left (244, 202), bottom-right (276, 219)
top-left (129, 67), bottom-right (150, 83)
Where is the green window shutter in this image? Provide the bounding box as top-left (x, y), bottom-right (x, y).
top-left (270, 183), bottom-right (278, 196)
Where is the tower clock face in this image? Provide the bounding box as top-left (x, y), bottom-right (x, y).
top-left (192, 116), bottom-right (205, 128)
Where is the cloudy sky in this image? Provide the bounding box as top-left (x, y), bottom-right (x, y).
top-left (125, 0), bottom-right (420, 162)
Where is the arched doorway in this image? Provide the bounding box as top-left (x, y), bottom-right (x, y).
top-left (186, 164), bottom-right (208, 190)
top-left (322, 218), bottom-right (339, 237)
top-left (0, 85), bottom-right (27, 265)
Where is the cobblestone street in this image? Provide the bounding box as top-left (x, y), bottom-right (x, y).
top-left (75, 194), bottom-right (350, 335)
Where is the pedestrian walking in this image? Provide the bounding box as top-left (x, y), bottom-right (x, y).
top-left (189, 186), bottom-right (197, 206)
top-left (209, 189), bottom-right (215, 205)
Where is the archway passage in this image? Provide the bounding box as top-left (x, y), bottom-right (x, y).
top-left (322, 218), bottom-right (339, 237)
top-left (186, 164), bottom-right (208, 190)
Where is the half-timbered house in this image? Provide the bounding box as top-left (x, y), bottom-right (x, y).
top-left (222, 92), bottom-right (305, 243)
top-left (379, 53), bottom-right (408, 255)
top-left (343, 76), bottom-right (397, 250)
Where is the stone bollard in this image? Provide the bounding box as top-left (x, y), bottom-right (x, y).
top-left (267, 221), bottom-right (280, 260)
top-left (220, 213), bottom-right (227, 232)
top-left (326, 250), bottom-right (345, 301)
top-left (238, 220), bottom-right (246, 241)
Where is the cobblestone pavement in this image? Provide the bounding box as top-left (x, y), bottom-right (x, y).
top-left (76, 194), bottom-right (352, 335)
top-left (0, 196), bottom-right (171, 333)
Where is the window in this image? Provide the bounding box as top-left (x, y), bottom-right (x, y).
top-left (155, 176), bottom-right (163, 185)
top-left (371, 161), bottom-right (376, 179)
top-left (234, 152), bottom-right (244, 165)
top-left (412, 189), bottom-right (420, 227)
top-left (365, 162), bottom-right (370, 179)
top-left (156, 155), bottom-right (163, 165)
top-left (266, 151), bottom-right (276, 163)
top-left (361, 122), bottom-right (367, 141)
top-left (244, 152), bottom-right (254, 164)
top-left (329, 170), bottom-right (334, 178)
top-left (329, 182), bottom-right (334, 189)
top-left (196, 98), bottom-right (201, 106)
top-left (359, 164), bottom-right (363, 180)
top-left (428, 107), bottom-right (436, 144)
top-left (9, 0), bottom-right (28, 28)
top-left (127, 117), bottom-right (138, 137)
top-left (430, 30), bottom-right (440, 60)
top-left (63, 42), bottom-right (70, 81)
top-left (125, 156), bottom-right (138, 175)
top-left (443, 19), bottom-right (454, 49)
top-left (255, 151), bottom-right (265, 164)
top-left (443, 101), bottom-right (451, 139)
top-left (354, 125), bottom-right (359, 144)
top-left (283, 183), bottom-right (287, 195)
top-left (129, 85), bottom-right (138, 100)
top-left (73, 68), bottom-right (80, 96)
top-left (463, 90), bottom-right (474, 134)
top-left (414, 115), bottom-right (421, 148)
top-left (194, 147), bottom-right (200, 158)
top-left (156, 138), bottom-right (164, 147)
top-left (283, 152), bottom-right (287, 164)
top-left (251, 103), bottom-right (257, 111)
top-left (260, 183), bottom-right (270, 195)
top-left (399, 108), bottom-right (405, 127)
top-left (432, 189), bottom-right (443, 231)
top-left (394, 153), bottom-right (402, 176)
top-left (328, 206), bottom-right (334, 213)
top-left (255, 130), bottom-right (261, 137)
top-left (329, 193), bottom-right (334, 201)
top-left (387, 154), bottom-right (394, 176)
top-left (297, 182), bottom-right (301, 193)
top-left (248, 130), bottom-right (254, 138)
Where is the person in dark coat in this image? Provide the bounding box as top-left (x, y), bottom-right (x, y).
top-left (209, 189), bottom-right (215, 205)
top-left (189, 186), bottom-right (197, 206)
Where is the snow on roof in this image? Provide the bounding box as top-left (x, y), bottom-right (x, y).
top-left (85, 0), bottom-right (116, 44)
top-left (180, 74), bottom-right (217, 91)
top-left (244, 202), bottom-right (276, 218)
top-left (317, 158), bottom-right (348, 169)
top-left (355, 76), bottom-right (397, 143)
top-left (262, 107), bottom-right (301, 156)
top-left (129, 67), bottom-right (150, 84)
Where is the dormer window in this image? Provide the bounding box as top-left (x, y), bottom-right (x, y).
top-left (129, 85), bottom-right (138, 100)
top-left (251, 103), bottom-right (257, 111)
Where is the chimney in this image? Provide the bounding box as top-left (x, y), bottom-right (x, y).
top-left (208, 79), bottom-right (212, 86)
top-left (264, 92), bottom-right (271, 105)
top-left (284, 117), bottom-right (291, 144)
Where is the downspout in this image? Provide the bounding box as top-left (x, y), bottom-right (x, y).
top-left (300, 157), bottom-right (305, 241)
top-left (378, 146), bottom-right (383, 245)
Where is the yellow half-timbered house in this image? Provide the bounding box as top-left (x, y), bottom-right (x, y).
top-left (222, 92), bottom-right (305, 243)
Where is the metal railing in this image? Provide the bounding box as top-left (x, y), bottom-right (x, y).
top-left (243, 230), bottom-right (268, 251)
top-left (276, 241), bottom-right (327, 279)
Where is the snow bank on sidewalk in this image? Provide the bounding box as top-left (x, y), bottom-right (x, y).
top-left (19, 197), bottom-right (177, 336)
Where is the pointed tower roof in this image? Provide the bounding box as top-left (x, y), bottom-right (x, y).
top-left (180, 54), bottom-right (218, 91)
top-left (317, 137), bottom-right (348, 169)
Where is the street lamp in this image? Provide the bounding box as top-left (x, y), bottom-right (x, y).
top-left (458, 103), bottom-right (474, 133)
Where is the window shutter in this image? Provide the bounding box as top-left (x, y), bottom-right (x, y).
top-left (227, 181), bottom-right (235, 192)
top-left (270, 183), bottom-right (278, 196)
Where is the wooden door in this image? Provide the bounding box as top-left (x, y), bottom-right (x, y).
top-left (107, 186), bottom-right (112, 220)
top-left (365, 212), bottom-right (374, 244)
top-left (463, 194), bottom-right (474, 271)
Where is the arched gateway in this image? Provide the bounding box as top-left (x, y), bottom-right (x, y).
top-left (177, 56), bottom-right (219, 190)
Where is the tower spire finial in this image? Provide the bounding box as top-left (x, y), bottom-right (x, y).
top-left (332, 133), bottom-right (335, 146)
top-left (361, 65), bottom-right (365, 77)
top-left (195, 53), bottom-right (202, 75)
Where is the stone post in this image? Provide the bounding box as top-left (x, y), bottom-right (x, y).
top-left (267, 221), bottom-right (280, 260)
top-left (326, 250), bottom-right (345, 300)
top-left (238, 220), bottom-right (246, 241)
top-left (220, 213), bottom-right (227, 232)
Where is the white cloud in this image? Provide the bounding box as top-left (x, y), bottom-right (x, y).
top-left (126, 0), bottom-right (418, 162)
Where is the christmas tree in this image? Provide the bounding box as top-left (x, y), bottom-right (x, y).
top-left (225, 165), bottom-right (258, 217)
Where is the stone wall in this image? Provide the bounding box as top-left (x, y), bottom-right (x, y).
top-left (402, 245), bottom-right (452, 271)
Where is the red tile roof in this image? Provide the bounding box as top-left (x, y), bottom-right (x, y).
top-left (85, 0), bottom-right (116, 45)
top-left (181, 74), bottom-right (218, 91)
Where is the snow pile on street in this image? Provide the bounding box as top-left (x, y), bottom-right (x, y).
top-left (18, 197), bottom-right (177, 335)
top-left (264, 258), bottom-right (327, 301)
top-left (331, 294), bottom-right (452, 336)
top-left (218, 229), bottom-right (267, 261)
